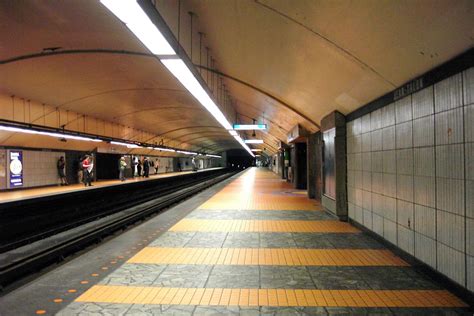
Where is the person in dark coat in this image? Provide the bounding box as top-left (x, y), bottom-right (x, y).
top-left (137, 158), bottom-right (142, 177)
top-left (143, 157), bottom-right (150, 178)
top-left (57, 156), bottom-right (68, 185)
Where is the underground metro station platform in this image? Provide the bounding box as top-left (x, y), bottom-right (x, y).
top-left (0, 0), bottom-right (473, 315)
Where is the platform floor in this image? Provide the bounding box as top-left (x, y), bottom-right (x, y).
top-left (0, 168), bottom-right (470, 315)
top-left (0, 168), bottom-right (221, 204)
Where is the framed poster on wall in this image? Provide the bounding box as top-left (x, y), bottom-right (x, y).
top-left (9, 150), bottom-right (23, 188)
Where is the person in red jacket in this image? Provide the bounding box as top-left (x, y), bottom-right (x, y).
top-left (82, 155), bottom-right (93, 187)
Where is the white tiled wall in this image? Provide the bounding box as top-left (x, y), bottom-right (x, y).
top-left (347, 68), bottom-right (474, 291)
top-left (21, 150), bottom-right (65, 188)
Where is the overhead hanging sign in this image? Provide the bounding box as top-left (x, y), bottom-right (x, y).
top-left (233, 124), bottom-right (267, 130)
top-left (287, 124), bottom-right (309, 143)
top-left (9, 150), bottom-right (23, 188)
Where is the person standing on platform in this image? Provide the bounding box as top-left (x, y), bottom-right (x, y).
top-left (155, 159), bottom-right (160, 174)
top-left (82, 155), bottom-right (93, 187)
top-left (137, 158), bottom-right (142, 177)
top-left (119, 156), bottom-right (127, 181)
top-left (57, 156), bottom-right (68, 185)
top-left (143, 157), bottom-right (150, 178)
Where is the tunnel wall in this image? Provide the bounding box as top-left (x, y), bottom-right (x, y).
top-left (346, 67), bottom-right (473, 291)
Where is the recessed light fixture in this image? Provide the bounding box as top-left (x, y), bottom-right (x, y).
top-left (244, 139), bottom-right (264, 144)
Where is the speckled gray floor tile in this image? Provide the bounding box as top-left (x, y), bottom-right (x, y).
top-left (206, 265), bottom-right (260, 288)
top-left (184, 232), bottom-right (228, 248)
top-left (56, 302), bottom-right (133, 316)
top-left (193, 306), bottom-right (260, 316)
top-left (128, 304), bottom-right (195, 315)
top-left (152, 265), bottom-right (213, 288)
top-left (222, 233), bottom-right (260, 248)
top-left (260, 266), bottom-right (315, 289)
top-left (292, 233), bottom-right (384, 249)
top-left (99, 263), bottom-right (166, 286)
top-left (149, 232), bottom-right (196, 247)
top-left (307, 266), bottom-right (440, 290)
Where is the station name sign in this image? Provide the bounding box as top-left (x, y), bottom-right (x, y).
top-left (394, 78), bottom-right (424, 101)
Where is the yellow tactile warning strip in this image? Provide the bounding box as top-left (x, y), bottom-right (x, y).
top-left (75, 285), bottom-right (468, 308)
top-left (127, 248), bottom-right (408, 266)
top-left (169, 219), bottom-right (360, 233)
top-left (199, 168), bottom-right (321, 211)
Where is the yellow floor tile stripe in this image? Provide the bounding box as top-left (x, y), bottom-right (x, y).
top-left (75, 285), bottom-right (468, 307)
top-left (127, 248), bottom-right (408, 266)
top-left (169, 219), bottom-right (359, 233)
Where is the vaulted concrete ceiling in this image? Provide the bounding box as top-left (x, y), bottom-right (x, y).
top-left (0, 0), bottom-right (473, 155)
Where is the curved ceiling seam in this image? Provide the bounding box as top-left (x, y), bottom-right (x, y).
top-left (253, 0), bottom-right (396, 88)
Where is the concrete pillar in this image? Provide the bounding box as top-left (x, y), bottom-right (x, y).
top-left (307, 131), bottom-right (323, 200)
top-left (321, 111), bottom-right (347, 220)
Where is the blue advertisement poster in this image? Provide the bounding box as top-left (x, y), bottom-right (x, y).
top-left (9, 150), bottom-right (23, 187)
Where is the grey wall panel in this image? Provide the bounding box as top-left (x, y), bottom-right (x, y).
top-left (437, 210), bottom-right (465, 252)
top-left (467, 180), bottom-right (474, 219)
top-left (353, 135), bottom-right (362, 153)
top-left (373, 213), bottom-right (384, 236)
top-left (415, 233), bottom-right (437, 268)
top-left (383, 196), bottom-right (397, 222)
top-left (362, 171), bottom-right (372, 191)
top-left (361, 133), bottom-right (371, 152)
top-left (396, 121), bottom-right (413, 149)
top-left (382, 150), bottom-right (396, 174)
top-left (395, 96), bottom-right (413, 123)
top-left (371, 109), bottom-right (382, 130)
top-left (397, 199), bottom-right (414, 228)
top-left (363, 209), bottom-right (373, 229)
top-left (362, 152), bottom-right (372, 171)
top-left (468, 256), bottom-right (474, 292)
top-left (413, 116), bottom-right (435, 147)
top-left (398, 225), bottom-right (415, 255)
top-left (466, 218), bottom-right (473, 256)
top-left (435, 144), bottom-right (464, 179)
top-left (414, 176), bottom-right (436, 208)
top-left (435, 108), bottom-right (464, 145)
top-left (371, 152), bottom-right (383, 172)
top-left (397, 149), bottom-right (413, 175)
top-left (372, 172), bottom-right (383, 194)
top-left (372, 193), bottom-right (383, 216)
top-left (413, 86), bottom-right (434, 119)
top-left (465, 104), bottom-right (474, 142)
top-left (371, 130), bottom-right (383, 151)
top-left (463, 67), bottom-right (474, 105)
top-left (414, 147), bottom-right (435, 177)
top-left (361, 114), bottom-right (371, 133)
top-left (363, 190), bottom-right (372, 211)
top-left (354, 170), bottom-right (363, 189)
top-left (434, 74), bottom-right (463, 113)
top-left (382, 126), bottom-right (396, 150)
top-left (383, 173), bottom-right (397, 197)
top-left (414, 205), bottom-right (436, 238)
top-left (437, 243), bottom-right (465, 286)
top-left (383, 218), bottom-right (397, 244)
top-left (436, 178), bottom-right (465, 215)
top-left (381, 103), bottom-right (395, 128)
top-left (397, 175), bottom-right (414, 202)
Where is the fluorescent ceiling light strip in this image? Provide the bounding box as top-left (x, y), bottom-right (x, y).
top-left (233, 135), bottom-right (255, 157)
top-left (251, 149), bottom-right (262, 152)
top-left (205, 154), bottom-right (221, 158)
top-left (229, 130), bottom-right (238, 136)
top-left (233, 124), bottom-right (267, 130)
top-left (161, 59), bottom-right (232, 130)
top-left (99, 0), bottom-right (175, 55)
top-left (0, 125), bottom-right (102, 142)
top-left (154, 147), bottom-right (176, 152)
top-left (244, 139), bottom-right (264, 144)
top-left (176, 150), bottom-right (197, 155)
